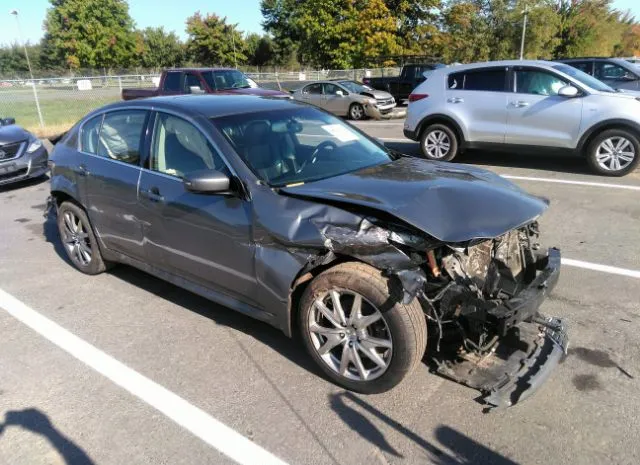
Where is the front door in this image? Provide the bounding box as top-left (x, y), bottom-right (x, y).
top-left (78, 109), bottom-right (148, 260)
top-left (506, 67), bottom-right (583, 148)
top-left (137, 112), bottom-right (257, 305)
top-left (322, 83), bottom-right (350, 115)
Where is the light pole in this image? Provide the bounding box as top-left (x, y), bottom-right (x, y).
top-left (519, 7), bottom-right (529, 60)
top-left (231, 30), bottom-right (238, 69)
top-left (10, 9), bottom-right (44, 128)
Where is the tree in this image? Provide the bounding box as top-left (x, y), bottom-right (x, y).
top-left (42, 0), bottom-right (137, 69)
top-left (139, 27), bottom-right (185, 68)
top-left (185, 12), bottom-right (246, 66)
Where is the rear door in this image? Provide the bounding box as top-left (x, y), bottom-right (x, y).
top-left (137, 112), bottom-right (257, 305)
top-left (505, 66), bottom-right (583, 148)
top-left (445, 67), bottom-right (509, 143)
top-left (78, 109), bottom-right (149, 259)
top-left (299, 83), bottom-right (325, 108)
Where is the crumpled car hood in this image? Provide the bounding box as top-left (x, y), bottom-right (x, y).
top-left (280, 157), bottom-right (549, 243)
top-left (0, 124), bottom-right (30, 145)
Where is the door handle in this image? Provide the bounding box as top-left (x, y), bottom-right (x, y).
top-left (510, 101), bottom-right (530, 108)
top-left (141, 187), bottom-right (164, 203)
top-left (77, 164), bottom-right (90, 176)
top-left (447, 97), bottom-right (464, 103)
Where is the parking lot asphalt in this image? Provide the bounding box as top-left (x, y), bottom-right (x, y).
top-left (1, 121), bottom-right (639, 465)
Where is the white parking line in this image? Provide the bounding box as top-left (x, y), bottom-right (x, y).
top-left (502, 175), bottom-right (640, 191)
top-left (562, 258), bottom-right (640, 279)
top-left (0, 289), bottom-right (289, 465)
top-left (380, 137), bottom-right (413, 143)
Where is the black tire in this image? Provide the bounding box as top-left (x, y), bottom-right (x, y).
top-left (420, 123), bottom-right (459, 162)
top-left (56, 201), bottom-right (111, 275)
top-left (349, 103), bottom-right (366, 121)
top-left (586, 128), bottom-right (640, 176)
top-left (299, 262), bottom-right (427, 394)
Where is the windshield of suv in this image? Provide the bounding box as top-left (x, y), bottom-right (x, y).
top-left (212, 106), bottom-right (393, 187)
top-left (552, 64), bottom-right (616, 92)
top-left (337, 80), bottom-right (374, 93)
top-left (203, 70), bottom-right (251, 91)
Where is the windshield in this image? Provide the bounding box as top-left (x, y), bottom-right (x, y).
top-left (212, 107), bottom-right (393, 187)
top-left (552, 64), bottom-right (615, 92)
top-left (338, 80), bottom-right (374, 93)
top-left (203, 70), bottom-right (251, 91)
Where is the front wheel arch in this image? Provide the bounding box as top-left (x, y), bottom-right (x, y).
top-left (577, 120), bottom-right (640, 154)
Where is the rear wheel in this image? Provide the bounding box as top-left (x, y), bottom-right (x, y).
top-left (56, 201), bottom-right (110, 275)
top-left (299, 262), bottom-right (427, 394)
top-left (586, 129), bottom-right (640, 176)
top-left (349, 103), bottom-right (365, 121)
top-left (420, 123), bottom-right (459, 162)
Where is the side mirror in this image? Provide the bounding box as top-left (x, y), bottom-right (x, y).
top-left (183, 169), bottom-right (230, 194)
top-left (189, 86), bottom-right (205, 94)
top-left (336, 90), bottom-right (345, 97)
top-left (1, 117), bottom-right (16, 126)
top-left (621, 72), bottom-right (637, 81)
top-left (558, 85), bottom-right (579, 98)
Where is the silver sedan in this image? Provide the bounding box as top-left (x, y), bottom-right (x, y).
top-left (292, 80), bottom-right (396, 120)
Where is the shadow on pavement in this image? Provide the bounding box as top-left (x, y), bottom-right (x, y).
top-left (330, 392), bottom-right (520, 465)
top-left (0, 174), bottom-right (49, 194)
top-left (384, 141), bottom-right (592, 176)
top-left (0, 408), bottom-right (95, 464)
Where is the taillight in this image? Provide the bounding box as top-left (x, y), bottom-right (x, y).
top-left (408, 93), bottom-right (428, 103)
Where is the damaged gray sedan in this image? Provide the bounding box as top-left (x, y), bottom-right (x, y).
top-left (48, 95), bottom-right (567, 408)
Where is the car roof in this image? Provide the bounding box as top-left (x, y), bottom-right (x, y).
top-left (164, 68), bottom-right (238, 72)
top-left (94, 95), bottom-right (306, 119)
top-left (437, 60), bottom-right (559, 73)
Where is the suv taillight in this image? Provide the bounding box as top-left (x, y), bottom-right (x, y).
top-left (408, 93), bottom-right (428, 103)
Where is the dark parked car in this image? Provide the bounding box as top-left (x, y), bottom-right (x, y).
top-left (0, 117), bottom-right (48, 187)
top-left (555, 57), bottom-right (640, 91)
top-left (362, 64), bottom-right (445, 102)
top-left (121, 68), bottom-right (290, 100)
top-left (47, 95), bottom-right (567, 407)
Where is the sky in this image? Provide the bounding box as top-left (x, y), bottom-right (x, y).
top-left (0, 0), bottom-right (639, 46)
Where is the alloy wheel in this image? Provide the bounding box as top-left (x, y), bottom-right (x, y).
top-left (596, 136), bottom-right (636, 172)
top-left (424, 130), bottom-right (451, 159)
top-left (308, 289), bottom-right (392, 381)
top-left (350, 105), bottom-right (364, 120)
top-left (61, 210), bottom-right (92, 266)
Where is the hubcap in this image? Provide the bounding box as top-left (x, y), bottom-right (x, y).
top-left (62, 211), bottom-right (92, 266)
top-left (596, 137), bottom-right (635, 171)
top-left (308, 289), bottom-right (392, 381)
top-left (424, 130), bottom-right (451, 159)
top-left (351, 105), bottom-right (364, 119)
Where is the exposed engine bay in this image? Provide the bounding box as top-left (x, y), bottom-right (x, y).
top-left (320, 218), bottom-right (567, 409)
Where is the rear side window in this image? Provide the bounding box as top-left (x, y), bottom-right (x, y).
top-left (304, 83), bottom-right (323, 95)
top-left (448, 69), bottom-right (507, 92)
top-left (97, 110), bottom-right (148, 165)
top-left (163, 72), bottom-right (181, 92)
top-left (571, 61), bottom-right (593, 75)
top-left (80, 115), bottom-right (103, 154)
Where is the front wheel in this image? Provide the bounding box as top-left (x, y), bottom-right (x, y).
top-left (349, 103), bottom-right (365, 121)
top-left (420, 123), bottom-right (459, 162)
top-left (299, 262), bottom-right (427, 394)
top-left (586, 129), bottom-right (640, 176)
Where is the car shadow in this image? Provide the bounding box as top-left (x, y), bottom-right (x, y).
top-left (384, 141), bottom-right (592, 176)
top-left (0, 408), bottom-right (95, 464)
top-left (329, 392), bottom-right (520, 464)
top-left (0, 174), bottom-right (49, 193)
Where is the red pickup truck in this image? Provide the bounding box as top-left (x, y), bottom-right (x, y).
top-left (121, 68), bottom-right (290, 100)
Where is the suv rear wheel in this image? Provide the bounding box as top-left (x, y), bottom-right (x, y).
top-left (56, 201), bottom-right (111, 275)
top-left (299, 262), bottom-right (427, 394)
top-left (587, 129), bottom-right (640, 176)
top-left (420, 123), bottom-right (459, 162)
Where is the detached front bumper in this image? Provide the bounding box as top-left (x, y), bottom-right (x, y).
top-left (365, 103), bottom-right (397, 120)
top-left (433, 247), bottom-right (568, 409)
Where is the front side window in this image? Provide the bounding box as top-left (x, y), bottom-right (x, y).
top-left (323, 83), bottom-right (343, 95)
top-left (515, 70), bottom-right (567, 96)
top-left (163, 72), bottom-right (181, 92)
top-left (151, 113), bottom-right (227, 178)
top-left (80, 114), bottom-right (103, 154)
top-left (96, 110), bottom-right (148, 164)
top-left (448, 69), bottom-right (507, 92)
top-left (595, 62), bottom-right (637, 81)
top-left (183, 74), bottom-right (204, 93)
top-left (552, 64), bottom-right (615, 92)
top-left (213, 107), bottom-right (394, 186)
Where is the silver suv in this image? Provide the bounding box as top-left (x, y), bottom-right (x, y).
top-left (404, 60), bottom-right (640, 176)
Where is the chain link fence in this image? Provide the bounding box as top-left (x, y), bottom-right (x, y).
top-left (0, 68), bottom-right (400, 137)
